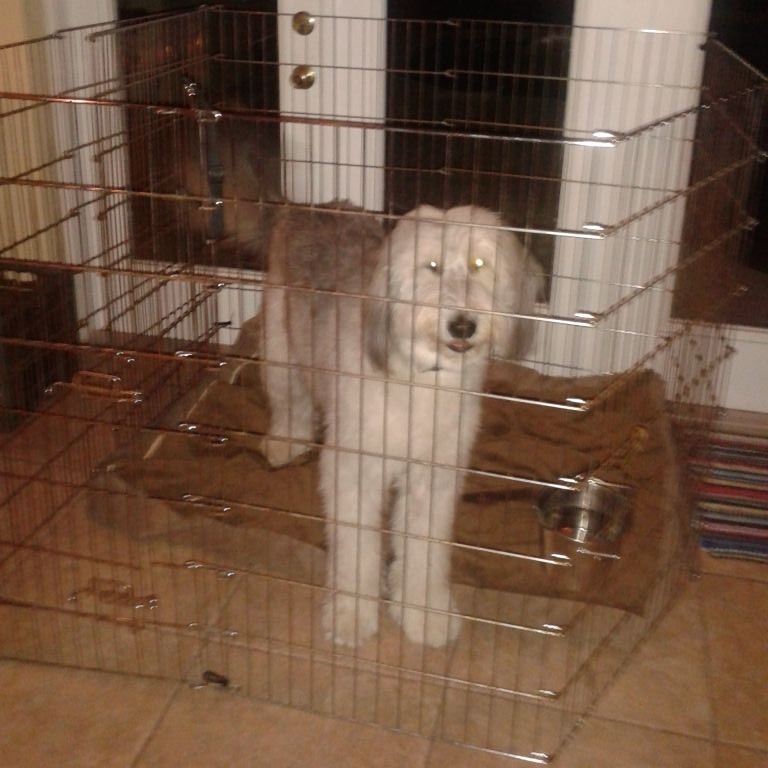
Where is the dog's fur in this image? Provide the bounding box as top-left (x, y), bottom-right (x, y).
top-left (260, 203), bottom-right (541, 648)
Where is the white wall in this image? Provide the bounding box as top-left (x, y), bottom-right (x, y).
top-left (5, 0), bottom-right (117, 38)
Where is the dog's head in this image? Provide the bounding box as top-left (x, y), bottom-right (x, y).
top-left (366, 205), bottom-right (541, 378)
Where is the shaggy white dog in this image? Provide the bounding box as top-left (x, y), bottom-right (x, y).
top-left (260, 203), bottom-right (540, 648)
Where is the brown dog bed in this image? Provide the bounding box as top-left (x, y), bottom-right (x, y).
top-left (87, 320), bottom-right (684, 615)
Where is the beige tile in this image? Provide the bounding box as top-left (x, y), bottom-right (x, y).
top-left (0, 660), bottom-right (177, 768)
top-left (210, 574), bottom-right (450, 737)
top-left (435, 688), bottom-right (567, 759)
top-left (427, 718), bottom-right (717, 768)
top-left (135, 684), bottom-right (432, 767)
top-left (0, 491), bottom-right (243, 678)
top-left (1, 487), bottom-right (449, 739)
top-left (557, 718), bottom-right (717, 768)
top-left (697, 573), bottom-right (768, 612)
top-left (213, 640), bottom-right (448, 738)
top-left (430, 585), bottom-right (593, 758)
top-left (594, 582), bottom-right (713, 737)
top-left (446, 585), bottom-right (584, 699)
top-left (710, 674), bottom-right (768, 751)
top-left (716, 743), bottom-right (768, 768)
top-left (697, 553), bottom-right (768, 583)
top-left (699, 574), bottom-right (768, 689)
top-left (704, 607), bottom-right (768, 688)
top-left (427, 741), bottom-right (540, 767)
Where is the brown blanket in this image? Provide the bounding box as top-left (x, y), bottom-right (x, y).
top-left (87, 324), bottom-right (683, 615)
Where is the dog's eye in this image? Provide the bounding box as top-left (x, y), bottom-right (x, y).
top-left (427, 260), bottom-right (440, 273)
top-left (469, 257), bottom-right (485, 272)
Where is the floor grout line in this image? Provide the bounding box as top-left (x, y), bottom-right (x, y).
top-left (422, 622), bottom-right (463, 767)
top-left (711, 739), bottom-right (768, 754)
top-left (126, 559), bottom-right (250, 766)
top-left (694, 571), bottom-right (722, 764)
top-left (586, 712), bottom-right (718, 744)
top-left (128, 678), bottom-right (186, 768)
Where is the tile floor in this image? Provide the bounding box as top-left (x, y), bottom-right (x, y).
top-left (0, 552), bottom-right (765, 767)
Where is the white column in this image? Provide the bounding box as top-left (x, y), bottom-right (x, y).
top-left (544, 0), bottom-right (712, 377)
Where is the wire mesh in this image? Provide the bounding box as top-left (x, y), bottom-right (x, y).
top-left (0, 8), bottom-right (766, 764)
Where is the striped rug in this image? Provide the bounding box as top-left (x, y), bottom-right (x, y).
top-left (689, 433), bottom-right (768, 562)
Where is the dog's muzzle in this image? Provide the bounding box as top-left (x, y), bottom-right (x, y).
top-left (447, 313), bottom-right (477, 353)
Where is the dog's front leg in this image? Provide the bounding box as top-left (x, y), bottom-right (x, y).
top-left (389, 464), bottom-right (461, 647)
top-left (320, 449), bottom-right (384, 647)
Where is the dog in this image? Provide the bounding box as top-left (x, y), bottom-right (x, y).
top-left (260, 203), bottom-right (541, 648)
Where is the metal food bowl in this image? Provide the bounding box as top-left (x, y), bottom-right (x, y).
top-left (537, 479), bottom-right (631, 546)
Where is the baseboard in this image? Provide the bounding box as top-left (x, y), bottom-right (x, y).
top-left (715, 408), bottom-right (768, 438)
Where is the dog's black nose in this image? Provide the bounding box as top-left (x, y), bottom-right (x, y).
top-left (448, 314), bottom-right (477, 340)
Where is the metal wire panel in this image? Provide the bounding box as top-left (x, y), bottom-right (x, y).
top-left (0, 8), bottom-right (766, 764)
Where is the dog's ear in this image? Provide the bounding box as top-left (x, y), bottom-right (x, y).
top-left (491, 232), bottom-right (542, 361)
top-left (365, 211), bottom-right (430, 372)
top-left (509, 262), bottom-right (542, 359)
top-left (364, 257), bottom-right (390, 373)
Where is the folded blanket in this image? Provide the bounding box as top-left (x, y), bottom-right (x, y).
top-left (87, 320), bottom-right (683, 614)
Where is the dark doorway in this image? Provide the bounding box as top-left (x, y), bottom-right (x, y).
top-left (673, 0), bottom-right (768, 329)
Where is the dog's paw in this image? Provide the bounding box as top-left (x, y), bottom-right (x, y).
top-left (389, 593), bottom-right (461, 648)
top-left (322, 594), bottom-right (379, 648)
top-left (260, 436), bottom-right (311, 468)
